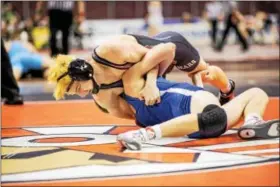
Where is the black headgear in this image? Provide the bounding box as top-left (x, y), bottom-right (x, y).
top-left (56, 58), bottom-right (100, 94)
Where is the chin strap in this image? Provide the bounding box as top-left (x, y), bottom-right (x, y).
top-left (56, 59), bottom-right (124, 95)
top-left (91, 77), bottom-right (100, 94)
top-left (57, 72), bottom-right (100, 94)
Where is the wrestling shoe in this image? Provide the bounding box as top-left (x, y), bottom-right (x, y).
top-left (117, 129), bottom-right (149, 150)
top-left (238, 119), bottom-right (280, 140)
top-left (218, 79), bottom-right (235, 105)
top-left (3, 95), bottom-right (24, 105)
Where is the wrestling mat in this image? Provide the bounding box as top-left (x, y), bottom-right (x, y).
top-left (1, 98), bottom-right (279, 186)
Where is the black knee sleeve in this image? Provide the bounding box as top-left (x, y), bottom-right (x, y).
top-left (197, 104), bottom-right (227, 138)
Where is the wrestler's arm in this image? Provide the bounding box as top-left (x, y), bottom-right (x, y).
top-left (140, 43), bottom-right (176, 76)
top-left (99, 40), bottom-right (174, 104)
top-left (145, 65), bottom-right (159, 87)
top-left (127, 43), bottom-right (175, 104)
top-left (98, 38), bottom-right (175, 74)
top-left (122, 44), bottom-right (175, 97)
top-left (124, 43), bottom-right (176, 81)
top-left (139, 65), bottom-right (161, 105)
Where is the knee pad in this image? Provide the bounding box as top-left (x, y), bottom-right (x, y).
top-left (197, 104), bottom-right (227, 138)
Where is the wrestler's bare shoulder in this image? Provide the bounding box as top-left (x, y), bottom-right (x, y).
top-left (96, 35), bottom-right (148, 64)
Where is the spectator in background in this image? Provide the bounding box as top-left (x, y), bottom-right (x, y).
top-left (4, 39), bottom-right (54, 81)
top-left (142, 13), bottom-right (150, 31)
top-left (146, 1), bottom-right (163, 36)
top-left (246, 11), bottom-right (279, 45)
top-left (256, 11), bottom-right (278, 42)
top-left (1, 2), bottom-right (20, 40)
top-left (142, 13), bottom-right (158, 36)
top-left (204, 1), bottom-right (223, 47)
top-left (73, 15), bottom-right (85, 50)
top-left (21, 18), bottom-right (35, 44)
top-left (1, 2), bottom-right (17, 25)
top-left (216, 1), bottom-right (249, 52)
top-left (1, 21), bottom-right (8, 39)
top-left (181, 12), bottom-right (200, 24)
top-left (35, 1), bottom-right (85, 57)
top-left (1, 38), bottom-right (24, 105)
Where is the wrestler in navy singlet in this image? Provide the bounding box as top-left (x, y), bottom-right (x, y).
top-left (130, 31), bottom-right (200, 72)
top-left (92, 31), bottom-right (201, 73)
top-left (123, 77), bottom-right (203, 127)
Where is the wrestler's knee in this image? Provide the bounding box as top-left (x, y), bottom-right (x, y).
top-left (190, 57), bottom-right (208, 75)
top-left (197, 104), bottom-right (227, 138)
top-left (244, 87), bottom-right (268, 101)
top-left (176, 59), bottom-right (200, 73)
top-left (175, 52), bottom-right (201, 73)
top-left (249, 87), bottom-right (268, 97)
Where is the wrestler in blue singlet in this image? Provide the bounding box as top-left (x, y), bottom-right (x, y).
top-left (8, 41), bottom-right (44, 73)
top-left (123, 77), bottom-right (203, 127)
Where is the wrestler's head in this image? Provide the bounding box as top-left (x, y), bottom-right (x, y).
top-left (48, 55), bottom-right (99, 100)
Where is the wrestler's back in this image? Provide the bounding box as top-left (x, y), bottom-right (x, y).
top-left (129, 31), bottom-right (201, 72)
top-left (95, 35), bottom-right (148, 65)
top-left (123, 77), bottom-right (203, 127)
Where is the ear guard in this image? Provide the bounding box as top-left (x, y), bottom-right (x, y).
top-left (57, 58), bottom-right (100, 94)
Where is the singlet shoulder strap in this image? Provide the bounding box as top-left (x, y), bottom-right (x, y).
top-left (100, 79), bottom-right (123, 90)
top-left (92, 47), bottom-right (134, 70)
top-left (93, 80), bottom-right (124, 113)
top-left (93, 98), bottom-right (109, 113)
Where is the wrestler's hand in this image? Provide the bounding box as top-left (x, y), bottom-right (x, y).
top-left (139, 82), bottom-right (161, 106)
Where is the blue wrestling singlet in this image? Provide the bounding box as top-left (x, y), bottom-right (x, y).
top-left (123, 77), bottom-right (203, 127)
top-left (8, 41), bottom-right (44, 73)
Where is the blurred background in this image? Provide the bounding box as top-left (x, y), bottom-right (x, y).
top-left (1, 1), bottom-right (279, 102)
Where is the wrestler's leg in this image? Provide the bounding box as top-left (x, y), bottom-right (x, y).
top-left (168, 88), bottom-right (270, 137)
top-left (189, 58), bottom-right (231, 93)
top-left (117, 91), bottom-right (226, 149)
top-left (153, 90), bottom-right (223, 138)
top-left (222, 87), bottom-right (269, 129)
top-left (223, 87), bottom-right (279, 139)
top-left (117, 88), bottom-right (277, 150)
top-left (188, 88), bottom-right (270, 138)
top-left (118, 105), bottom-right (226, 150)
top-left (143, 90), bottom-right (220, 138)
top-left (161, 31), bottom-right (232, 94)
top-left (189, 60), bottom-right (235, 105)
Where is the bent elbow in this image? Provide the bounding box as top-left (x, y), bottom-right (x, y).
top-left (165, 42), bottom-right (176, 52)
top-left (164, 43), bottom-right (176, 60)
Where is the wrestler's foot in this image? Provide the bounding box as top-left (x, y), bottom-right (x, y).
top-left (238, 119), bottom-right (280, 140)
top-left (117, 129), bottom-right (149, 150)
top-left (218, 79), bottom-right (235, 105)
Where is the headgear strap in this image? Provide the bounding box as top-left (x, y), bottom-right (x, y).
top-left (56, 59), bottom-right (100, 94)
